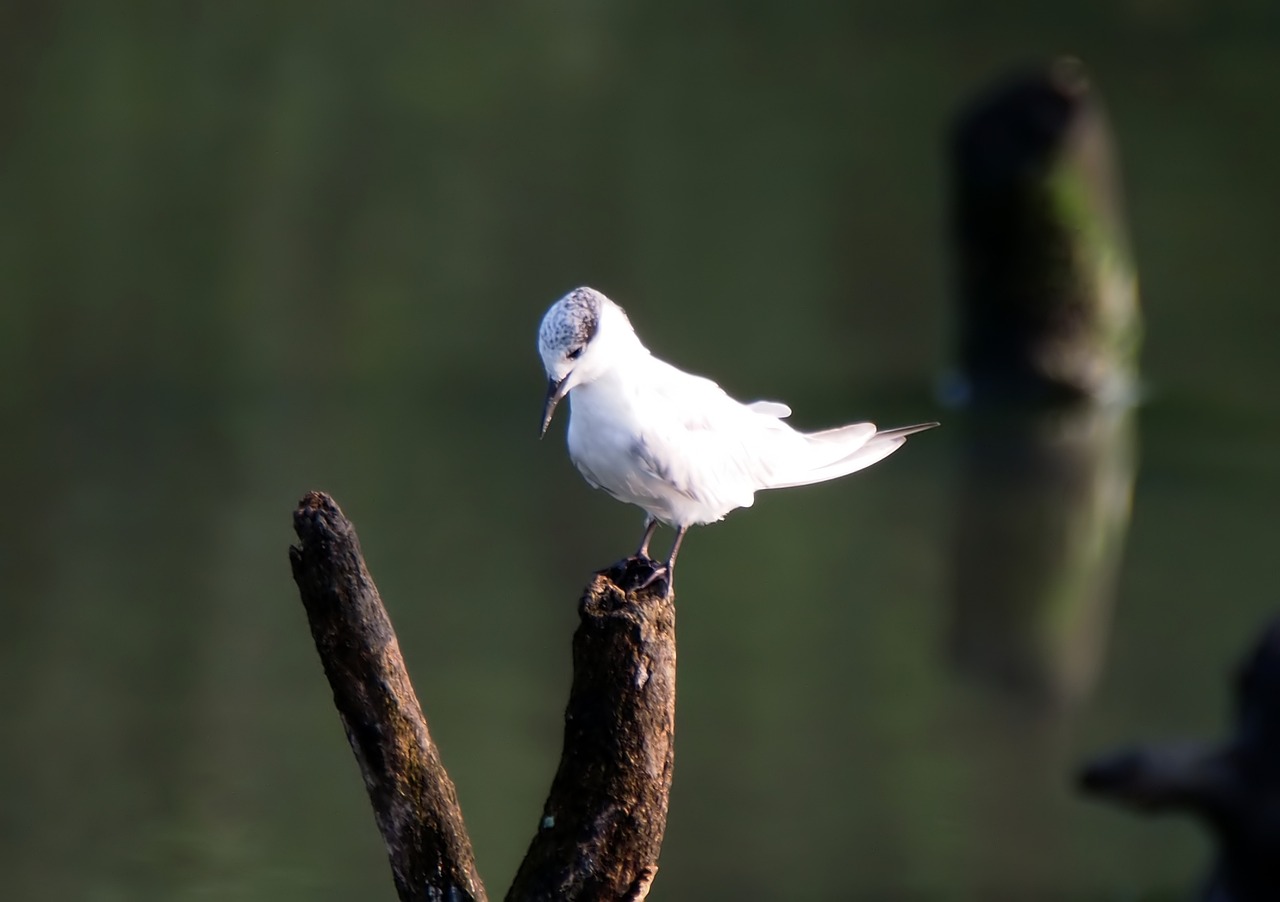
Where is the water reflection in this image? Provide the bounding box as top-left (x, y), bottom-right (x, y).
top-left (948, 401), bottom-right (1136, 708)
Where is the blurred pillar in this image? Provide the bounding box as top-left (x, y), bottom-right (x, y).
top-left (947, 56), bottom-right (1140, 407)
top-left (944, 58), bottom-right (1141, 710)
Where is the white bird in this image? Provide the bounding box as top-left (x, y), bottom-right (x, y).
top-left (538, 286), bottom-right (937, 592)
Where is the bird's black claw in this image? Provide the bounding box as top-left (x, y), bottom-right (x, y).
top-left (609, 555), bottom-right (671, 595)
top-left (634, 564), bottom-right (670, 594)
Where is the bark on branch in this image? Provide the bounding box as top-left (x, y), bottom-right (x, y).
top-left (289, 492), bottom-right (676, 902)
top-left (506, 557), bottom-right (676, 902)
top-left (289, 491), bottom-right (486, 902)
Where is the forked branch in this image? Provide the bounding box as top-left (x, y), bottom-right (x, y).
top-left (289, 493), bottom-right (676, 902)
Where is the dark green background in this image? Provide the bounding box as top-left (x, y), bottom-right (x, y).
top-left (3, 3), bottom-right (1279, 899)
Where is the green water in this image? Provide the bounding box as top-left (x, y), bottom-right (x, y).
top-left (3, 4), bottom-right (1279, 899)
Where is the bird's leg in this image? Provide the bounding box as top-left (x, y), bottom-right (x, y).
top-left (665, 526), bottom-right (688, 575)
top-left (634, 525), bottom-right (686, 596)
top-left (659, 526), bottom-right (688, 593)
top-left (635, 516), bottom-right (660, 560)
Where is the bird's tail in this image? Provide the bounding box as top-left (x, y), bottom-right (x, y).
top-left (763, 421), bottom-right (938, 489)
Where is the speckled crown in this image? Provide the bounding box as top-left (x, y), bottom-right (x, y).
top-left (539, 287), bottom-right (602, 354)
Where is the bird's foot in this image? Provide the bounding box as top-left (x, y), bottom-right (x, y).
top-left (609, 555), bottom-right (672, 596)
top-left (634, 562), bottom-right (671, 594)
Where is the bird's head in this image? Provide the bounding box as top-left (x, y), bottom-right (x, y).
top-left (537, 286), bottom-right (635, 437)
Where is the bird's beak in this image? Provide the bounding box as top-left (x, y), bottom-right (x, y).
top-left (540, 376), bottom-right (569, 439)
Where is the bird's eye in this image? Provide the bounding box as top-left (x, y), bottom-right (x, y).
top-left (567, 346), bottom-right (584, 360)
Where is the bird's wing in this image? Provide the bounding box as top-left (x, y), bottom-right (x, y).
top-left (644, 358), bottom-right (791, 426)
top-left (625, 358), bottom-right (933, 518)
top-left (627, 359), bottom-right (800, 517)
top-left (747, 400), bottom-right (792, 418)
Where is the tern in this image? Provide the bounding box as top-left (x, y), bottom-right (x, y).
top-left (538, 286), bottom-right (936, 592)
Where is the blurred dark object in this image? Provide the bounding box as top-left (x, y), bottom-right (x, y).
top-left (946, 56), bottom-right (1141, 407)
top-left (1078, 617), bottom-right (1280, 902)
top-left (944, 59), bottom-right (1140, 710)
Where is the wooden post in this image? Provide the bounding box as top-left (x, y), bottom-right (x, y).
top-left (947, 56), bottom-right (1141, 406)
top-left (289, 493), bottom-right (676, 902)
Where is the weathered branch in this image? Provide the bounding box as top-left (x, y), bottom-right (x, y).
top-left (289, 494), bottom-right (677, 902)
top-left (507, 558), bottom-right (676, 902)
top-left (289, 491), bottom-right (487, 902)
